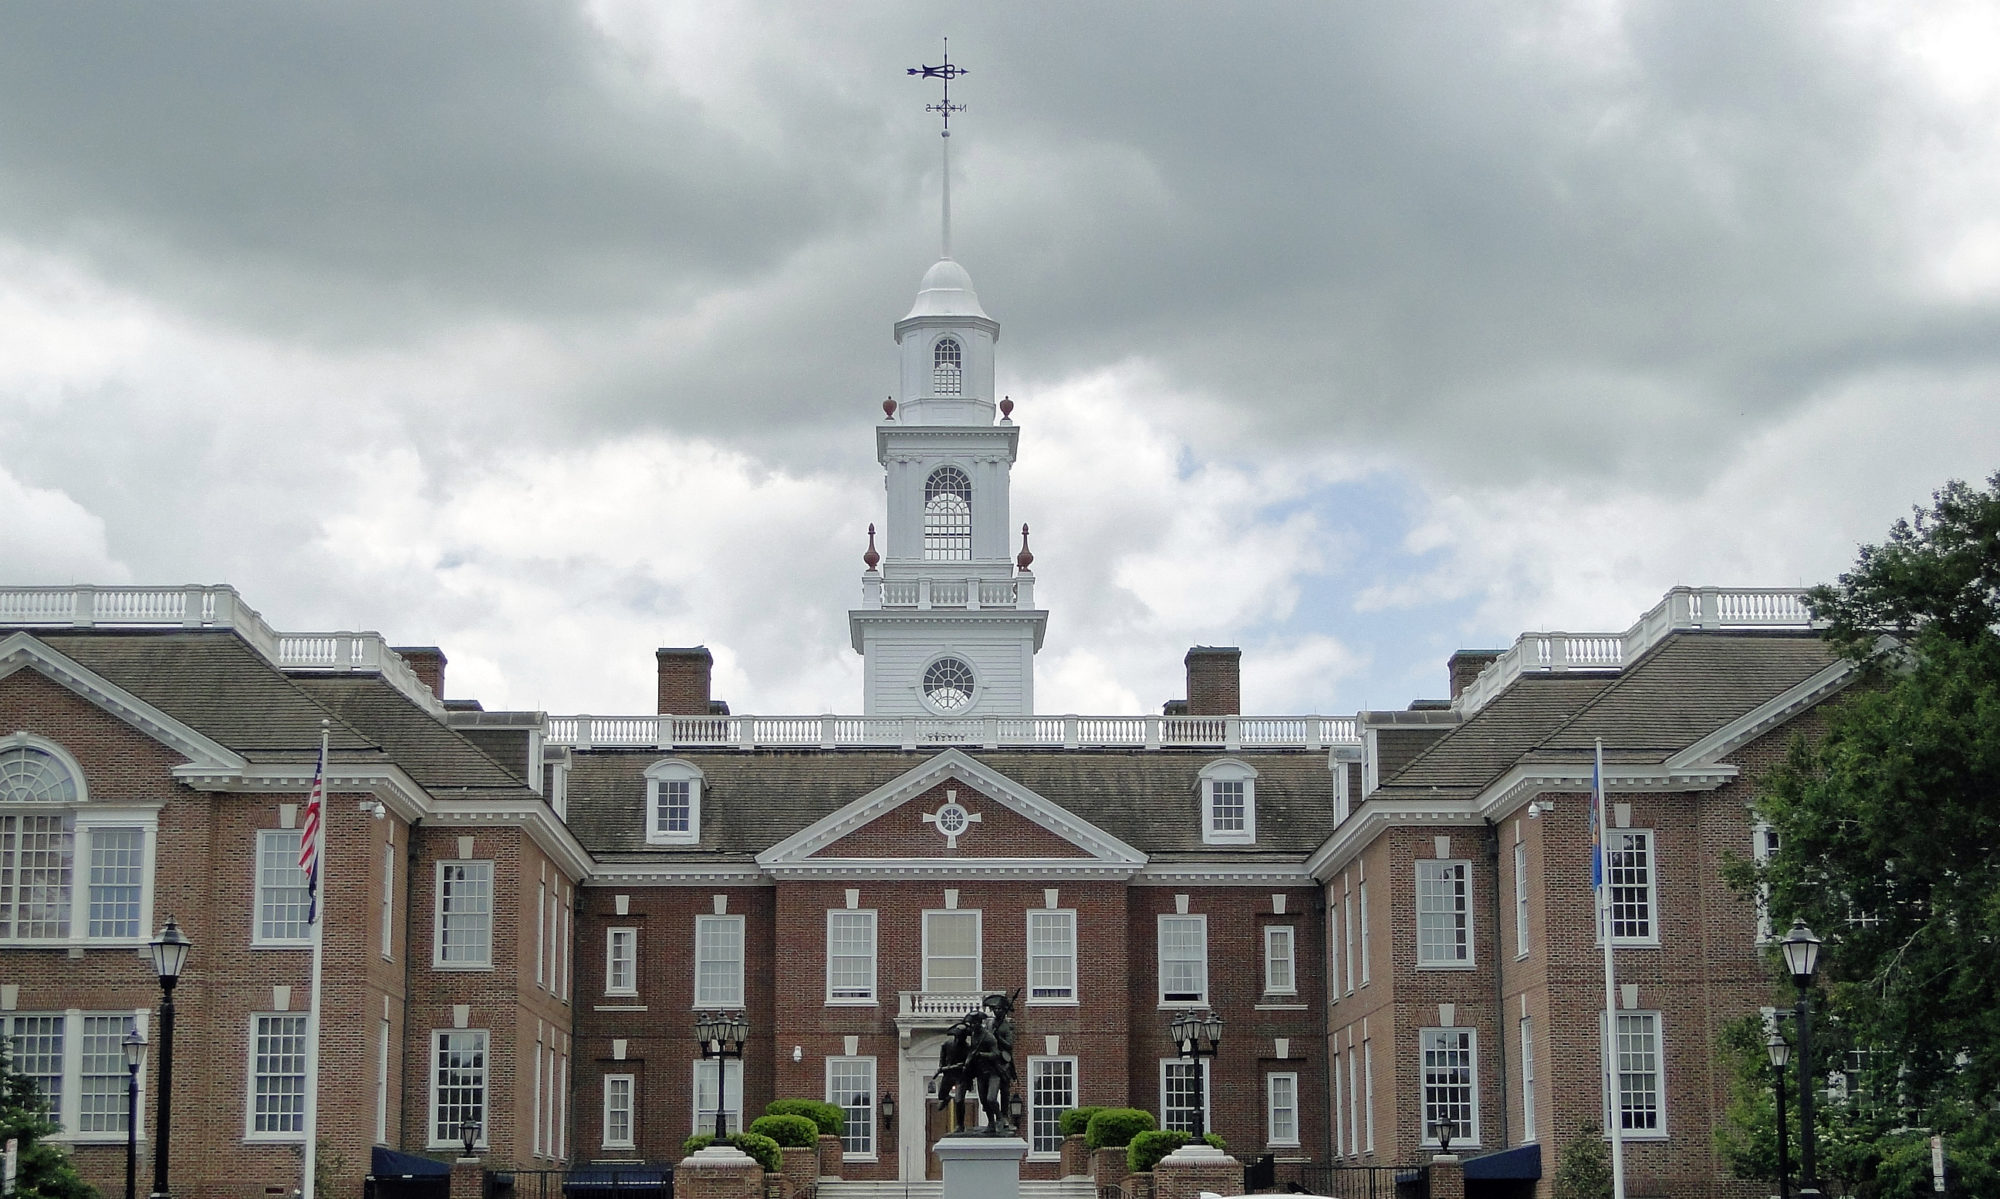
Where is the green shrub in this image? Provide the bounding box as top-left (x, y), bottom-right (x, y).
top-left (749, 1114), bottom-right (821, 1148)
top-left (731, 1133), bottom-right (784, 1173)
top-left (767, 1098), bottom-right (847, 1138)
top-left (1203, 1133), bottom-right (1225, 1152)
top-left (682, 1134), bottom-right (715, 1158)
top-left (1085, 1108), bottom-right (1156, 1150)
top-left (1058, 1107), bottom-right (1106, 1138)
top-left (1127, 1130), bottom-right (1190, 1174)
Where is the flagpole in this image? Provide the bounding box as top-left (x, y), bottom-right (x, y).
top-left (301, 720), bottom-right (330, 1199)
top-left (1596, 738), bottom-right (1627, 1199)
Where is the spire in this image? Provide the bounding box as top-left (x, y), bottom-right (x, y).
top-left (908, 39), bottom-right (967, 261)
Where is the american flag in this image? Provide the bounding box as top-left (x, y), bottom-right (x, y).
top-left (1589, 749), bottom-right (1604, 891)
top-left (300, 742), bottom-right (324, 924)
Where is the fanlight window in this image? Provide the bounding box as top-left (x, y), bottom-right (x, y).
top-left (933, 337), bottom-right (963, 396)
top-left (923, 658), bottom-right (976, 712)
top-left (923, 466), bottom-right (973, 561)
top-left (0, 747), bottom-right (78, 803)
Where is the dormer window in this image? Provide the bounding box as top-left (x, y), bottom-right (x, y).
top-left (1198, 759), bottom-right (1257, 844)
top-left (923, 466), bottom-right (973, 560)
top-left (645, 760), bottom-right (704, 845)
top-left (933, 337), bottom-right (963, 395)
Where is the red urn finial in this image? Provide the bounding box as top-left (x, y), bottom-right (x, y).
top-left (883, 397), bottom-right (897, 420)
top-left (1016, 523), bottom-right (1034, 571)
top-left (863, 523), bottom-right (880, 571)
top-left (999, 396), bottom-right (1014, 420)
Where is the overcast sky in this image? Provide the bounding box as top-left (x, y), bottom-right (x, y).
top-left (4, 1), bottom-right (1998, 717)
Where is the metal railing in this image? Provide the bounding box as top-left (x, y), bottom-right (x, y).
top-left (486, 1166), bottom-right (674, 1199)
top-left (1264, 1161), bottom-right (1423, 1199)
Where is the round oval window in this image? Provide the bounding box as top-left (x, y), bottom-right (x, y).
top-left (923, 657), bottom-right (976, 711)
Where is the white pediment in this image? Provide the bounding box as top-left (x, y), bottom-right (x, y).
top-left (0, 632), bottom-right (247, 774)
top-left (755, 749), bottom-right (1146, 879)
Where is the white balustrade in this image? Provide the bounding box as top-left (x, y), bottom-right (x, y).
top-left (979, 580), bottom-right (1017, 606)
top-left (899, 991), bottom-right (986, 1018)
top-left (882, 581), bottom-right (919, 607)
top-left (929, 581), bottom-right (969, 607)
top-left (540, 711), bottom-right (1362, 750)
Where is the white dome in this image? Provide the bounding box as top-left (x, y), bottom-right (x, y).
top-left (903, 257), bottom-right (990, 320)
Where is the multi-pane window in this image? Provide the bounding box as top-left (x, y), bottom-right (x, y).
top-left (1332, 1054), bottom-right (1345, 1153)
top-left (1027, 910), bottom-right (1076, 1002)
top-left (1347, 1047), bottom-right (1359, 1156)
top-left (536, 883), bottom-right (548, 986)
top-left (376, 1020), bottom-right (392, 1144)
top-left (695, 915), bottom-right (745, 1007)
top-left (1264, 925), bottom-right (1295, 994)
top-left (1753, 821), bottom-right (1781, 942)
top-left (1416, 860), bottom-right (1473, 966)
top-left (827, 1057), bottom-right (876, 1156)
top-left (381, 837), bottom-right (396, 960)
top-left (1609, 1013), bottom-right (1664, 1136)
top-left (249, 1014), bottom-right (309, 1138)
top-left (1200, 764), bottom-right (1256, 843)
top-left (827, 911), bottom-right (877, 1002)
top-left (77, 1015), bottom-right (135, 1135)
top-left (1158, 914), bottom-right (1208, 1004)
top-left (1268, 1072), bottom-right (1298, 1146)
top-left (693, 1059), bottom-right (742, 1135)
top-left (5, 1012), bottom-right (142, 1139)
top-left (1603, 830), bottom-right (1656, 943)
top-left (1363, 1038), bottom-right (1375, 1152)
top-left (435, 861), bottom-right (493, 967)
top-left (1343, 890), bottom-right (1355, 993)
top-left (1027, 1057), bottom-right (1076, 1156)
top-left (606, 928), bottom-right (637, 995)
top-left (6, 1015), bottom-right (66, 1124)
top-left (923, 467), bottom-right (973, 560)
top-left (431, 1030), bottom-right (488, 1147)
top-left (0, 745), bottom-right (79, 801)
top-left (256, 829), bottom-right (310, 944)
top-left (1160, 1060), bottom-right (1206, 1134)
top-left (658, 781), bottom-right (692, 835)
top-left (1358, 878), bottom-right (1371, 984)
top-left (933, 337), bottom-right (963, 395)
top-left (923, 910), bottom-right (981, 993)
top-left (1520, 1017), bottom-right (1538, 1141)
top-left (0, 817), bottom-right (149, 942)
top-left (1514, 840), bottom-right (1530, 956)
top-left (603, 1075), bottom-right (635, 1149)
top-left (646, 763), bottom-right (702, 844)
top-left (86, 828), bottom-right (142, 938)
top-left (1211, 781), bottom-right (1245, 831)
top-left (1421, 1028), bottom-right (1479, 1146)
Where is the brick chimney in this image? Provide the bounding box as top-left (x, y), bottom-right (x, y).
top-left (1448, 650), bottom-right (1502, 700)
top-left (393, 646), bottom-right (447, 700)
top-left (657, 647), bottom-right (714, 716)
top-left (1184, 647), bottom-right (1242, 716)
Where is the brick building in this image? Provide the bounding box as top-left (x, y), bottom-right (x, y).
top-left (0, 232), bottom-right (1848, 1199)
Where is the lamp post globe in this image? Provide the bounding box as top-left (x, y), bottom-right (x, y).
top-left (696, 1012), bottom-right (748, 1143)
top-left (1164, 1010), bottom-right (1221, 1142)
top-left (147, 918), bottom-right (192, 1199)
top-left (1779, 921), bottom-right (1824, 1197)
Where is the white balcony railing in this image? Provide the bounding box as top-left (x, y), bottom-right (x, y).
top-left (545, 712), bottom-right (1361, 751)
top-left (899, 991), bottom-right (987, 1019)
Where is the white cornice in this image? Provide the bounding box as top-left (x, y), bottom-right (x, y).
top-left (1665, 658), bottom-right (1854, 771)
top-left (425, 800), bottom-right (595, 880)
top-left (582, 863), bottom-right (771, 887)
top-left (1132, 863), bottom-right (1317, 887)
top-left (757, 748), bottom-right (1146, 870)
top-left (0, 632), bottom-right (247, 773)
top-left (762, 858), bottom-right (1141, 881)
top-left (1305, 799), bottom-right (1487, 881)
top-left (184, 762), bottom-right (430, 824)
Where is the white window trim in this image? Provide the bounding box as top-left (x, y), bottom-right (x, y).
top-left (1362, 1038), bottom-right (1375, 1153)
top-left (825, 1056), bottom-right (877, 1160)
top-left (243, 1012), bottom-right (309, 1143)
top-left (1513, 840), bottom-right (1530, 959)
top-left (644, 760), bottom-right (704, 846)
top-left (1358, 876), bottom-right (1372, 985)
top-left (1346, 1046), bottom-right (1360, 1157)
top-left (6, 1010), bottom-right (146, 1144)
top-left (1156, 913), bottom-right (1209, 1007)
top-left (692, 1058), bottom-right (744, 1136)
top-left (535, 882), bottom-right (548, 986)
top-left (376, 1019), bottom-right (392, 1145)
top-left (1342, 888), bottom-right (1355, 994)
top-left (1265, 1071), bottom-right (1300, 1148)
top-left (1419, 1026), bottom-right (1482, 1149)
top-left (825, 909), bottom-right (879, 1005)
top-left (1263, 925), bottom-right (1296, 995)
top-left (1332, 1053), bottom-right (1345, 1154)
top-left (1415, 859), bottom-right (1476, 970)
top-left (606, 927), bottom-right (638, 997)
top-left (1198, 759), bottom-right (1257, 845)
top-left (1597, 828), bottom-right (1661, 948)
top-left (921, 908), bottom-right (984, 995)
top-left (602, 1073), bottom-right (636, 1150)
top-left (0, 796), bottom-right (160, 948)
top-left (250, 828), bottom-right (312, 949)
top-left (1520, 1016), bottom-right (1538, 1143)
top-left (1158, 1058), bottom-right (1212, 1136)
top-left (380, 836), bottom-right (396, 961)
top-left (1025, 1055), bottom-right (1078, 1159)
top-left (432, 859), bottom-right (494, 970)
top-left (426, 1028), bottom-right (490, 1151)
top-left (1602, 1010), bottom-right (1669, 1141)
top-left (694, 913), bottom-right (746, 1009)
top-left (1753, 819), bottom-right (1780, 943)
top-left (1026, 909), bottom-right (1078, 1005)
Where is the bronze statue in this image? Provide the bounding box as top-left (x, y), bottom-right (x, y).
top-left (932, 991), bottom-right (1019, 1135)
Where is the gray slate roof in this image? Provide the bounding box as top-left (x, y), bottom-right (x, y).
top-left (567, 748), bottom-right (1340, 860)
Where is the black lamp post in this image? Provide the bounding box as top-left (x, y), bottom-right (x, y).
top-left (1766, 1026), bottom-right (1793, 1199)
top-left (122, 1030), bottom-right (147, 1199)
top-left (695, 1011), bottom-right (749, 1142)
top-left (147, 918), bottom-right (191, 1199)
top-left (459, 1117), bottom-right (481, 1160)
top-left (881, 1091), bottom-right (896, 1129)
top-left (1167, 1009), bottom-right (1223, 1141)
top-left (1429, 1117), bottom-right (1455, 1158)
top-left (1780, 921), bottom-right (1824, 1198)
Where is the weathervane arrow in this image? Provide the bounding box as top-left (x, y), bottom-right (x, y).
top-left (908, 37), bottom-right (967, 132)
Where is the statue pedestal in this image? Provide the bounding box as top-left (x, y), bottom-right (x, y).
top-left (936, 1135), bottom-right (1029, 1199)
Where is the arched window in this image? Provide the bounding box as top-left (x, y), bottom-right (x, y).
top-left (923, 466), bottom-right (973, 561)
top-left (933, 337), bottom-right (963, 396)
top-left (0, 734), bottom-right (152, 946)
top-left (0, 745), bottom-right (79, 803)
top-left (922, 657), bottom-right (977, 712)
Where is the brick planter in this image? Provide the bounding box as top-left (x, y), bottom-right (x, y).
top-left (816, 1135), bottom-right (844, 1180)
top-left (775, 1145), bottom-right (819, 1199)
top-left (1123, 1173), bottom-right (1155, 1199)
top-left (678, 1144), bottom-right (766, 1199)
top-left (1091, 1146), bottom-right (1131, 1191)
top-left (1153, 1145), bottom-right (1240, 1199)
top-left (1060, 1135), bottom-right (1090, 1179)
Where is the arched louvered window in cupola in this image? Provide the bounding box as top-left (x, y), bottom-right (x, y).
top-left (923, 466), bottom-right (973, 561)
top-left (933, 337), bottom-right (963, 396)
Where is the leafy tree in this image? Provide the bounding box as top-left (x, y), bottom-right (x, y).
top-left (1551, 1120), bottom-right (1612, 1199)
top-left (0, 1046), bottom-right (98, 1199)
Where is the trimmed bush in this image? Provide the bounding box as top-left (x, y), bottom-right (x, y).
top-left (1085, 1108), bottom-right (1156, 1150)
top-left (731, 1133), bottom-right (784, 1173)
top-left (682, 1134), bottom-right (715, 1158)
top-left (1058, 1107), bottom-right (1107, 1139)
top-left (1127, 1130), bottom-right (1190, 1174)
top-left (767, 1099), bottom-right (847, 1138)
top-left (1203, 1133), bottom-right (1226, 1152)
top-left (749, 1115), bottom-right (820, 1149)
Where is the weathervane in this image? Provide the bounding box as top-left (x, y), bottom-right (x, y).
top-left (908, 38), bottom-right (968, 258)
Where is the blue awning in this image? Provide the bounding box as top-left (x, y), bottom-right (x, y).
top-left (370, 1147), bottom-right (452, 1178)
top-left (1462, 1143), bottom-right (1543, 1180)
